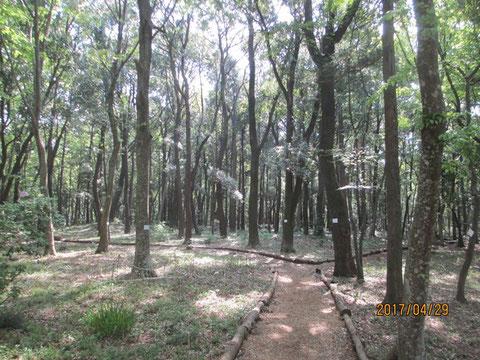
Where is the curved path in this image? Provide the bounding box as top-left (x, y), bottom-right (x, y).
top-left (239, 262), bottom-right (356, 360)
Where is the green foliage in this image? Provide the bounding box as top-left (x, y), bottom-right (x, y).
top-left (151, 223), bottom-right (174, 242)
top-left (0, 309), bottom-right (25, 329)
top-left (0, 260), bottom-right (24, 305)
top-left (0, 189), bottom-right (65, 304)
top-left (84, 303), bottom-right (136, 339)
top-left (422, 113), bottom-right (446, 128)
top-left (0, 189), bottom-right (64, 253)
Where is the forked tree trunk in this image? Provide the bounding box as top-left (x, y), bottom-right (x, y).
top-left (303, 0), bottom-right (359, 276)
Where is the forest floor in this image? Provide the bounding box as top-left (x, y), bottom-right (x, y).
top-left (318, 245), bottom-right (480, 360)
top-left (1, 223), bottom-right (479, 359)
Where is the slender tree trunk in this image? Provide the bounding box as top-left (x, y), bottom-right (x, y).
top-left (369, 113), bottom-right (382, 237)
top-left (303, 181), bottom-right (309, 235)
top-left (229, 120), bottom-right (237, 231)
top-left (315, 166), bottom-right (325, 236)
top-left (57, 128), bottom-right (67, 215)
top-left (398, 0), bottom-right (446, 357)
top-left (32, 0), bottom-right (56, 256)
top-left (95, 1), bottom-right (127, 253)
top-left (96, 88), bottom-right (121, 253)
top-left (456, 165), bottom-right (479, 302)
top-left (181, 19), bottom-right (193, 244)
top-left (125, 144), bottom-right (134, 234)
top-left (109, 114), bottom-right (128, 222)
top-left (382, 0), bottom-right (403, 304)
top-left (132, 0), bottom-right (155, 277)
top-left (215, 30), bottom-right (229, 239)
top-left (168, 41), bottom-right (184, 238)
top-left (274, 168), bottom-right (281, 234)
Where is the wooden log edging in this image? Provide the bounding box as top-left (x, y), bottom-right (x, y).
top-left (220, 271), bottom-right (279, 360)
top-left (60, 238), bottom-right (405, 266)
top-left (316, 269), bottom-right (369, 360)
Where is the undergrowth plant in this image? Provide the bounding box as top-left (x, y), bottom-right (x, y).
top-left (84, 303), bottom-right (135, 339)
top-left (151, 223), bottom-right (173, 242)
top-left (0, 310), bottom-right (25, 329)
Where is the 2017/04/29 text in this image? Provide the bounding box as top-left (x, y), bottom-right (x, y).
top-left (376, 303), bottom-right (449, 316)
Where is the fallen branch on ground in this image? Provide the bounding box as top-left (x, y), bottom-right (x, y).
top-left (59, 239), bottom-right (406, 265)
top-left (316, 269), bottom-right (369, 360)
top-left (220, 271), bottom-right (278, 360)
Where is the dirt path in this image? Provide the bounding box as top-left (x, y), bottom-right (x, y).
top-left (240, 262), bottom-right (356, 360)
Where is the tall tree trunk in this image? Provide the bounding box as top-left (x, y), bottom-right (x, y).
top-left (229, 119), bottom-right (237, 231)
top-left (382, 0), bottom-right (403, 305)
top-left (168, 40), bottom-right (184, 238)
top-left (57, 128), bottom-right (67, 215)
top-left (32, 0), bottom-right (56, 256)
top-left (303, 0), bottom-right (359, 275)
top-left (215, 30), bottom-right (229, 239)
top-left (132, 0), bottom-right (155, 277)
top-left (398, 0), bottom-right (446, 357)
top-left (274, 168), bottom-right (281, 234)
top-left (109, 114), bottom-right (128, 222)
top-left (240, 127), bottom-right (246, 231)
top-left (181, 18), bottom-right (193, 245)
top-left (95, 0), bottom-right (128, 254)
top-left (247, 3), bottom-right (260, 246)
top-left (369, 112), bottom-right (382, 237)
top-left (125, 144), bottom-right (135, 234)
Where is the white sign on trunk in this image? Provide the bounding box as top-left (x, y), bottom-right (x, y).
top-left (332, 218), bottom-right (339, 224)
top-left (144, 225), bottom-right (150, 231)
top-left (467, 229), bottom-right (474, 237)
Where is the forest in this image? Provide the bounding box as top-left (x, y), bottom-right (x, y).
top-left (0, 0), bottom-right (479, 359)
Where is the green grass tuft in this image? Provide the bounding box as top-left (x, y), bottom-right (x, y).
top-left (84, 303), bottom-right (135, 339)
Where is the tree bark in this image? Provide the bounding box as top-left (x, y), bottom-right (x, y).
top-left (181, 18), bottom-right (192, 245)
top-left (215, 29), bottom-right (230, 239)
top-left (303, 0), bottom-right (360, 275)
top-left (456, 164), bottom-right (479, 302)
top-left (398, 0), bottom-right (446, 357)
top-left (132, 0), bottom-right (155, 278)
top-left (382, 0), bottom-right (403, 304)
top-left (32, 0), bottom-right (56, 256)
top-left (168, 41), bottom-right (184, 239)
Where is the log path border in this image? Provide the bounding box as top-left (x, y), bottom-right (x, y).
top-left (316, 268), bottom-right (369, 360)
top-left (220, 271), bottom-right (279, 360)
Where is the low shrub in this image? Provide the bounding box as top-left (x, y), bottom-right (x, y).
top-left (0, 260), bottom-right (24, 305)
top-left (0, 310), bottom-right (25, 329)
top-left (84, 303), bottom-right (135, 339)
top-left (151, 223), bottom-right (173, 242)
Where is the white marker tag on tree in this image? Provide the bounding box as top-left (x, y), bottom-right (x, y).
top-left (144, 225), bottom-right (150, 231)
top-left (332, 218), bottom-right (339, 224)
top-left (467, 229), bottom-right (474, 237)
